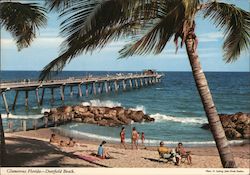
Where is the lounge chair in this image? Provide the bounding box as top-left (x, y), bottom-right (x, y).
top-left (158, 150), bottom-right (175, 163)
top-left (179, 151), bottom-right (191, 163)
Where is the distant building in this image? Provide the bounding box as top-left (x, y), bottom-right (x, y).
top-left (143, 69), bottom-right (156, 75)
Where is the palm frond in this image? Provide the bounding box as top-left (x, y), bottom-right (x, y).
top-left (119, 0), bottom-right (186, 58)
top-left (45, 0), bottom-right (76, 12)
top-left (0, 2), bottom-right (47, 51)
top-left (203, 2), bottom-right (250, 62)
top-left (39, 0), bottom-right (157, 80)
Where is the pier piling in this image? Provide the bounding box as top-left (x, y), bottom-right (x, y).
top-left (12, 91), bottom-right (19, 110)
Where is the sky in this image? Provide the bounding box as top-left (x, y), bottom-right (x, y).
top-left (0, 0), bottom-right (249, 72)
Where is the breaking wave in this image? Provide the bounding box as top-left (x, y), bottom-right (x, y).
top-left (150, 113), bottom-right (207, 124)
top-left (1, 113), bottom-right (43, 119)
top-left (82, 99), bottom-right (121, 108)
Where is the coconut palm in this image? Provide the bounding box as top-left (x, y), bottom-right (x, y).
top-left (0, 1), bottom-right (47, 51)
top-left (0, 1), bottom-right (47, 165)
top-left (15, 0), bottom-right (250, 168)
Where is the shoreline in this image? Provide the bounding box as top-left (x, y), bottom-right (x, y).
top-left (3, 128), bottom-right (250, 168)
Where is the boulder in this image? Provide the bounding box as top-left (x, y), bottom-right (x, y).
top-left (74, 106), bottom-right (89, 114)
top-left (225, 128), bottom-right (242, 139)
top-left (129, 110), bottom-right (144, 122)
top-left (103, 114), bottom-right (116, 120)
top-left (73, 118), bottom-right (82, 122)
top-left (89, 106), bottom-right (100, 115)
top-left (98, 107), bottom-right (107, 114)
top-left (97, 119), bottom-right (108, 126)
top-left (81, 111), bottom-right (95, 118)
top-left (143, 114), bottom-right (155, 122)
top-left (83, 117), bottom-right (96, 124)
top-left (94, 114), bottom-right (104, 121)
top-left (63, 106), bottom-right (73, 113)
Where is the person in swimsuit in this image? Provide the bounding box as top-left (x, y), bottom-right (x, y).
top-left (120, 127), bottom-right (126, 149)
top-left (131, 127), bottom-right (138, 150)
top-left (97, 141), bottom-right (111, 159)
top-left (176, 142), bottom-right (192, 165)
top-left (141, 132), bottom-right (145, 145)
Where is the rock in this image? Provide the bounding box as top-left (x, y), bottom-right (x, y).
top-left (89, 106), bottom-right (99, 115)
top-left (81, 111), bottom-right (95, 118)
top-left (242, 125), bottom-right (250, 139)
top-left (201, 123), bottom-right (210, 130)
top-left (74, 106), bottom-right (89, 114)
top-left (73, 118), bottom-right (82, 122)
top-left (63, 106), bottom-right (73, 113)
top-left (143, 114), bottom-right (155, 122)
top-left (129, 110), bottom-right (144, 122)
top-left (50, 108), bottom-right (58, 114)
top-left (103, 114), bottom-right (116, 120)
top-left (94, 114), bottom-right (104, 121)
top-left (97, 119), bottom-right (108, 126)
top-left (46, 104), bottom-right (155, 127)
top-left (225, 128), bottom-right (242, 139)
top-left (83, 117), bottom-right (96, 124)
top-left (106, 109), bottom-right (117, 117)
top-left (222, 120), bottom-right (236, 128)
top-left (98, 107), bottom-right (107, 114)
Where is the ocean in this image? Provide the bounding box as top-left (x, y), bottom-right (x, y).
top-left (1, 71), bottom-right (249, 146)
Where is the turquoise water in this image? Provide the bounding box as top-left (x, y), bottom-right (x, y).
top-left (1, 71), bottom-right (249, 146)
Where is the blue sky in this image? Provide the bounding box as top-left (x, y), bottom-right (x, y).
top-left (1, 0), bottom-right (249, 72)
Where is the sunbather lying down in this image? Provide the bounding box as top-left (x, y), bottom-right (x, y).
top-left (49, 134), bottom-right (86, 147)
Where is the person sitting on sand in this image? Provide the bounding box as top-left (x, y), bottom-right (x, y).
top-left (176, 142), bottom-right (192, 165)
top-left (131, 127), bottom-right (138, 150)
top-left (97, 141), bottom-right (111, 159)
top-left (120, 127), bottom-right (126, 149)
top-left (49, 133), bottom-right (59, 144)
top-left (158, 141), bottom-right (179, 165)
top-left (59, 140), bottom-right (67, 147)
top-left (67, 137), bottom-right (76, 147)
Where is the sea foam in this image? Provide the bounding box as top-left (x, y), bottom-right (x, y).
top-left (150, 113), bottom-right (208, 124)
top-left (1, 113), bottom-right (43, 119)
top-left (82, 99), bottom-right (121, 108)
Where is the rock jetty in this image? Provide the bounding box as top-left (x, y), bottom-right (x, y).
top-left (201, 112), bottom-right (250, 140)
top-left (44, 105), bottom-right (155, 127)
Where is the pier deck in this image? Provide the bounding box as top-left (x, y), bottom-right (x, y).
top-left (0, 73), bottom-right (163, 114)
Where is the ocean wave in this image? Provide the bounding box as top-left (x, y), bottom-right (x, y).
top-left (82, 99), bottom-right (121, 108)
top-left (1, 113), bottom-right (44, 119)
top-left (129, 105), bottom-right (146, 113)
top-left (54, 128), bottom-right (247, 146)
top-left (150, 113), bottom-right (207, 124)
top-left (41, 108), bottom-right (50, 114)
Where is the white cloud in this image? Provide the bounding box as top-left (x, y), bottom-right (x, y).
top-left (198, 32), bottom-right (223, 42)
top-left (1, 37), bottom-right (64, 49)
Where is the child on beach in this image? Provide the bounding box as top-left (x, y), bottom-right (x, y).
top-left (120, 127), bottom-right (126, 149)
top-left (131, 127), bottom-right (138, 150)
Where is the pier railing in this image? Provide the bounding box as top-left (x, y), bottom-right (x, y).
top-left (0, 73), bottom-right (163, 114)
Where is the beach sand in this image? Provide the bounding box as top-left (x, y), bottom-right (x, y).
top-left (3, 128), bottom-right (250, 168)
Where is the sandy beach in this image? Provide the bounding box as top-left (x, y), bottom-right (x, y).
top-left (2, 128), bottom-right (250, 168)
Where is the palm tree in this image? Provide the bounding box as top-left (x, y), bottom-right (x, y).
top-left (39, 0), bottom-right (249, 168)
top-left (0, 1), bottom-right (47, 165)
top-left (0, 1), bottom-right (47, 51)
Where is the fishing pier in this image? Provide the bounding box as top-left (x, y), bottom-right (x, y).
top-left (0, 72), bottom-right (163, 114)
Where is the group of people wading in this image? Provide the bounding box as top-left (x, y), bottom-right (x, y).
top-left (120, 127), bottom-right (145, 149)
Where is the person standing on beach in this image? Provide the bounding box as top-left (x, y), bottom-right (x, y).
top-left (131, 127), bottom-right (138, 150)
top-left (120, 127), bottom-right (126, 149)
top-left (141, 132), bottom-right (145, 145)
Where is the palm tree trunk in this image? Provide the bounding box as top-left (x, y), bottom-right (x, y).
top-left (0, 114), bottom-right (6, 166)
top-left (185, 36), bottom-right (236, 168)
